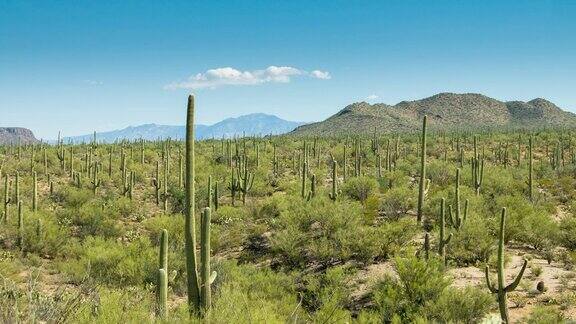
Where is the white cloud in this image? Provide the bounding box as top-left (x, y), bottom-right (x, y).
top-left (366, 94), bottom-right (379, 101)
top-left (84, 79), bottom-right (103, 86)
top-left (310, 70), bottom-right (331, 80)
top-left (165, 66), bottom-right (330, 90)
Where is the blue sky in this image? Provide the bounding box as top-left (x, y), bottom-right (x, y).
top-left (1, 0), bottom-right (575, 139)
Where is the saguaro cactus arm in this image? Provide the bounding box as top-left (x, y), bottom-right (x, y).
top-left (484, 266), bottom-right (498, 294)
top-left (504, 260), bottom-right (528, 292)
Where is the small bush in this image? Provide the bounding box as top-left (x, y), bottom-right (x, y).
top-left (524, 305), bottom-right (564, 324)
top-left (380, 186), bottom-right (415, 220)
top-left (343, 176), bottom-right (378, 202)
top-left (372, 256), bottom-right (449, 321)
top-left (427, 286), bottom-right (493, 323)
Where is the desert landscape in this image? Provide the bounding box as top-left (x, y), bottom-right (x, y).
top-left (2, 1), bottom-right (575, 323)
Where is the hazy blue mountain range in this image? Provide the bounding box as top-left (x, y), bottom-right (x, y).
top-left (62, 113), bottom-right (305, 143)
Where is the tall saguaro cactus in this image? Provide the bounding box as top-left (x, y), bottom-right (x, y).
top-left (157, 229), bottom-right (168, 318)
top-left (200, 207), bottom-right (215, 312)
top-left (17, 200), bottom-right (23, 251)
top-left (417, 115), bottom-right (427, 223)
top-left (438, 198), bottom-right (452, 265)
top-left (184, 95), bottom-right (216, 316)
top-left (32, 171), bottom-right (38, 211)
top-left (448, 168), bottom-right (468, 230)
top-left (472, 136), bottom-right (484, 195)
top-left (329, 159), bottom-right (340, 201)
top-left (528, 136), bottom-right (533, 201)
top-left (184, 95), bottom-right (201, 314)
top-left (3, 174), bottom-right (10, 223)
top-left (485, 207), bottom-right (528, 323)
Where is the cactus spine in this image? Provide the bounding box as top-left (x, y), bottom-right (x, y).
top-left (485, 207), bottom-right (528, 323)
top-left (417, 115), bottom-right (427, 223)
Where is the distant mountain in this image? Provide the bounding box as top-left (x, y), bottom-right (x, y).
top-left (0, 127), bottom-right (38, 145)
top-left (291, 93), bottom-right (576, 136)
top-left (63, 113), bottom-right (305, 143)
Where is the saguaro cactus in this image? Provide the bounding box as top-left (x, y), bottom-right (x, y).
top-left (307, 174), bottom-right (316, 201)
top-left (448, 168), bottom-right (468, 231)
top-left (329, 159), bottom-right (340, 201)
top-left (157, 229), bottom-right (168, 318)
top-left (207, 176), bottom-right (213, 209)
top-left (213, 181), bottom-right (219, 211)
top-left (472, 136), bottom-right (484, 195)
top-left (200, 207), bottom-right (216, 313)
top-left (32, 171), bottom-right (38, 211)
top-left (17, 200), bottom-right (23, 251)
top-left (153, 161), bottom-right (162, 206)
top-left (423, 232), bottom-right (430, 260)
top-left (184, 95), bottom-right (216, 315)
top-left (528, 136), bottom-right (533, 201)
top-left (157, 269), bottom-right (168, 318)
top-left (228, 169), bottom-right (240, 206)
top-left (184, 95), bottom-right (201, 314)
top-left (3, 174), bottom-right (10, 223)
top-left (438, 198), bottom-right (452, 265)
top-left (301, 160), bottom-right (308, 198)
top-left (485, 207), bottom-right (528, 323)
top-left (236, 157), bottom-right (254, 205)
top-left (417, 115), bottom-right (427, 223)
top-left (91, 163), bottom-right (101, 195)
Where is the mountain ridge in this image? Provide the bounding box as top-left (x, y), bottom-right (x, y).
top-left (63, 113), bottom-right (305, 143)
top-left (0, 127), bottom-right (39, 145)
top-left (291, 93), bottom-right (576, 136)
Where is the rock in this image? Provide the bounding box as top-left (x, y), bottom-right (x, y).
top-left (0, 127), bottom-right (39, 145)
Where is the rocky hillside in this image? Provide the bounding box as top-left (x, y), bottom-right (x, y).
top-left (0, 127), bottom-right (39, 145)
top-left (291, 93), bottom-right (576, 136)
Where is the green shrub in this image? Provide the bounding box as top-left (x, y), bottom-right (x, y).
top-left (301, 266), bottom-right (353, 322)
top-left (379, 186), bottom-right (415, 220)
top-left (524, 305), bottom-right (564, 324)
top-left (559, 216), bottom-right (576, 250)
top-left (371, 256), bottom-right (449, 321)
top-left (60, 236), bottom-right (156, 287)
top-left (343, 176), bottom-right (378, 202)
top-left (447, 214), bottom-right (494, 266)
top-left (426, 286), bottom-right (493, 323)
top-left (270, 196), bottom-right (416, 268)
top-left (495, 195), bottom-right (558, 250)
